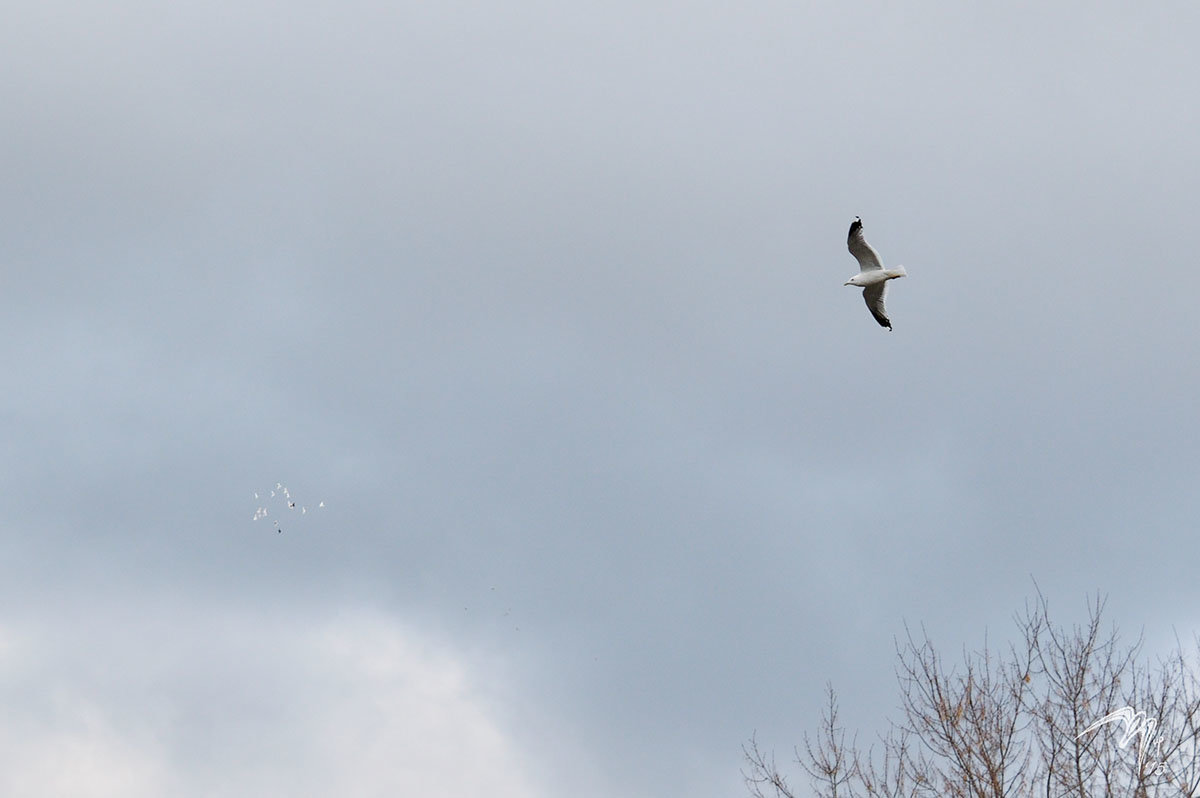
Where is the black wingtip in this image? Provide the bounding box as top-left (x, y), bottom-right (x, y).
top-left (848, 217), bottom-right (863, 245)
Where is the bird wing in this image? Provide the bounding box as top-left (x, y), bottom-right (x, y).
top-left (862, 282), bottom-right (892, 329)
top-left (848, 217), bottom-right (884, 271)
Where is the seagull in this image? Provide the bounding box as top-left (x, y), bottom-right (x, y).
top-left (844, 217), bottom-right (906, 330)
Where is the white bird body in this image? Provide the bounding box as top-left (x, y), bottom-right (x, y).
top-left (844, 216), bottom-right (905, 330)
top-left (845, 266), bottom-right (906, 287)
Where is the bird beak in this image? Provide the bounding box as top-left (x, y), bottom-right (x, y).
top-left (843, 280), bottom-right (852, 286)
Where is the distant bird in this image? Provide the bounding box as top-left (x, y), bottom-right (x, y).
top-left (844, 217), bottom-right (907, 330)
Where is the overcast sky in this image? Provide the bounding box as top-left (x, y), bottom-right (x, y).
top-left (4, 2), bottom-right (1200, 796)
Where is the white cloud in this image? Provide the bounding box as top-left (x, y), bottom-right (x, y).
top-left (0, 606), bottom-right (542, 798)
top-left (0, 692), bottom-right (174, 798)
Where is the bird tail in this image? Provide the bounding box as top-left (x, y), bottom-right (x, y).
top-left (887, 265), bottom-right (907, 278)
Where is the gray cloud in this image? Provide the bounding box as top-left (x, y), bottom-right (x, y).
top-left (3, 2), bottom-right (1200, 796)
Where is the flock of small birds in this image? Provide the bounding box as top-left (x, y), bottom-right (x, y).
top-left (251, 483), bottom-right (325, 533)
top-left (251, 486), bottom-right (521, 631)
top-left (461, 585), bottom-right (519, 632)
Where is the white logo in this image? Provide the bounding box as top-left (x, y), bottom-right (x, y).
top-left (1077, 707), bottom-right (1168, 775)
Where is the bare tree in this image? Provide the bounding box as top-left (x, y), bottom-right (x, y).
top-left (745, 593), bottom-right (1200, 798)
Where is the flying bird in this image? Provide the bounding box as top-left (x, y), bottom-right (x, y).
top-left (844, 217), bottom-right (907, 330)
